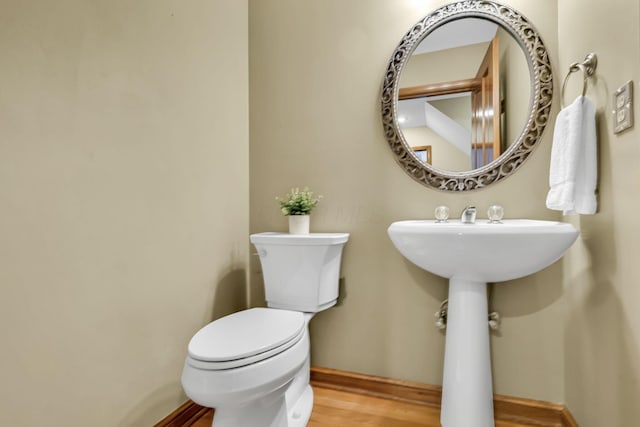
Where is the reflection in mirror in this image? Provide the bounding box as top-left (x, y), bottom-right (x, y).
top-left (396, 18), bottom-right (530, 172)
top-left (412, 145), bottom-right (432, 164)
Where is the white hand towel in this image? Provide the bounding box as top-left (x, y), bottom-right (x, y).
top-left (546, 95), bottom-right (597, 215)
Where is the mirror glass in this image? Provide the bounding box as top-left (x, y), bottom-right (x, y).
top-left (396, 18), bottom-right (530, 172)
top-left (380, 1), bottom-right (553, 192)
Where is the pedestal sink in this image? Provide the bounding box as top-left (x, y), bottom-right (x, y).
top-left (387, 219), bottom-right (578, 427)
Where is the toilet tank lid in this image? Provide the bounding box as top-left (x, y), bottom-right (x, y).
top-left (250, 232), bottom-right (349, 245)
top-left (188, 308), bottom-right (305, 362)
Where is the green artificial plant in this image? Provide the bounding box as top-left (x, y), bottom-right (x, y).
top-left (277, 187), bottom-right (322, 216)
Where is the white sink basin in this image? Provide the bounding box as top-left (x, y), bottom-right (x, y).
top-left (388, 219), bottom-right (579, 282)
top-left (387, 219), bottom-right (578, 427)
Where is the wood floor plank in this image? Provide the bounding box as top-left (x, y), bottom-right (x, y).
top-left (310, 387), bottom-right (441, 425)
top-left (190, 410), bottom-right (213, 427)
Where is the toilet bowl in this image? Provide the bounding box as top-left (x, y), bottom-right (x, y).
top-left (181, 232), bottom-right (349, 427)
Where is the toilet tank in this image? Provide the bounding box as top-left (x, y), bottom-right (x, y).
top-left (250, 232), bottom-right (349, 313)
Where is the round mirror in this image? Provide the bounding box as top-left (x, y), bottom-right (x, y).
top-left (381, 1), bottom-right (552, 191)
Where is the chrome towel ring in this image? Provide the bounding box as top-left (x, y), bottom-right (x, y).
top-left (561, 53), bottom-right (597, 107)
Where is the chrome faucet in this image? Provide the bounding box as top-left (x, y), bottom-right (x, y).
top-left (460, 206), bottom-right (477, 224)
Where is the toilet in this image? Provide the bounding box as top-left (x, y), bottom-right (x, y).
top-left (181, 232), bottom-right (349, 427)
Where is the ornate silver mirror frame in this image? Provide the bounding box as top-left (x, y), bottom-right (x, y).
top-left (381, 1), bottom-right (552, 192)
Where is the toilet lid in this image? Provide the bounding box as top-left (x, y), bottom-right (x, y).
top-left (188, 308), bottom-right (305, 362)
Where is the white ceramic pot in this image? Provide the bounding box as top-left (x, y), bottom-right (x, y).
top-left (288, 215), bottom-right (310, 234)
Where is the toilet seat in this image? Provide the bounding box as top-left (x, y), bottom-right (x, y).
top-left (187, 308), bottom-right (305, 370)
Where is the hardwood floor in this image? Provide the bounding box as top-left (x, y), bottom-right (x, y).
top-left (310, 386), bottom-right (445, 426)
top-left (159, 367), bottom-right (576, 426)
top-left (187, 385), bottom-right (541, 427)
top-left (189, 410), bottom-right (212, 427)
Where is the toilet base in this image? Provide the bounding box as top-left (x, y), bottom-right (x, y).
top-left (211, 386), bottom-right (313, 427)
top-left (210, 358), bottom-right (314, 427)
top-left (212, 389), bottom-right (288, 427)
top-left (287, 384), bottom-right (313, 427)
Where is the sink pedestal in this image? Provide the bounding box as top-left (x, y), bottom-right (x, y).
top-left (387, 219), bottom-right (580, 427)
top-left (441, 279), bottom-right (494, 427)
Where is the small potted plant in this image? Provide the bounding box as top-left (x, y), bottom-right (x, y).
top-left (277, 187), bottom-right (322, 234)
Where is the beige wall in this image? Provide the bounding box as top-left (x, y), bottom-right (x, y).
top-left (250, 0), bottom-right (564, 402)
top-left (0, 0), bottom-right (248, 425)
top-left (2, 0), bottom-right (636, 424)
top-left (558, 0), bottom-right (640, 425)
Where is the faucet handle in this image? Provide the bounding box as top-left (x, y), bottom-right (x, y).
top-left (487, 205), bottom-right (504, 223)
top-left (434, 206), bottom-right (450, 223)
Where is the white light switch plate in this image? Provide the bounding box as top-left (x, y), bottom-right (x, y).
top-left (613, 80), bottom-right (633, 134)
